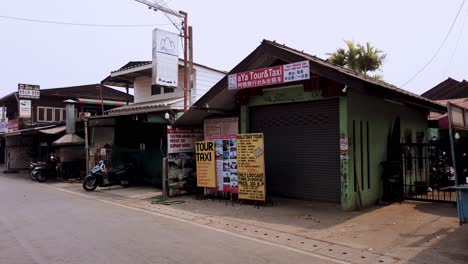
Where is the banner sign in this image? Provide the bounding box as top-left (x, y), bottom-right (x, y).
top-left (7, 119), bottom-right (18, 133)
top-left (18, 83), bottom-right (40, 99)
top-left (228, 61), bottom-right (310, 90)
top-left (19, 100), bottom-right (31, 118)
top-left (204, 117), bottom-right (239, 193)
top-left (152, 28), bottom-right (179, 87)
top-left (237, 133), bottom-right (266, 201)
top-left (0, 121), bottom-right (6, 133)
top-left (195, 141), bottom-right (217, 188)
top-left (167, 127), bottom-right (203, 154)
top-left (167, 127), bottom-right (203, 197)
top-left (211, 136), bottom-right (238, 193)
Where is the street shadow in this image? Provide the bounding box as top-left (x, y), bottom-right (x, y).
top-left (413, 201), bottom-right (458, 218)
top-left (405, 225), bottom-right (468, 264)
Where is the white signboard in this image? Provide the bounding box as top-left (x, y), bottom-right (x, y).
top-left (152, 29), bottom-right (179, 87)
top-left (0, 107), bottom-right (6, 120)
top-left (18, 83), bottom-right (40, 99)
top-left (19, 100), bottom-right (31, 118)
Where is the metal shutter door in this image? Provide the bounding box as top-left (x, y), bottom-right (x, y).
top-left (249, 99), bottom-right (340, 203)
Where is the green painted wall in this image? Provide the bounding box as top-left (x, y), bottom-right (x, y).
top-left (344, 90), bottom-right (429, 209)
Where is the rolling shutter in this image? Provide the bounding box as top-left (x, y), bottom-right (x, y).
top-left (249, 99), bottom-right (340, 202)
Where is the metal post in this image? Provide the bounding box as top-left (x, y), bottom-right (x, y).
top-left (162, 157), bottom-right (168, 198)
top-left (188, 26), bottom-right (194, 107)
top-left (447, 102), bottom-right (462, 223)
top-left (99, 82), bottom-right (105, 115)
top-left (126, 84), bottom-right (130, 105)
top-left (85, 119), bottom-right (89, 173)
top-left (180, 11), bottom-right (188, 112)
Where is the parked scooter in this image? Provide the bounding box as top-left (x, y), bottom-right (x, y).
top-left (30, 154), bottom-right (60, 182)
top-left (82, 160), bottom-right (135, 191)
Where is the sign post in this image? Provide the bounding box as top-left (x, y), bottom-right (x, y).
top-left (237, 133), bottom-right (266, 201)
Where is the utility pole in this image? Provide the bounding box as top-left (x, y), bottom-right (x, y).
top-left (134, 0), bottom-right (191, 112)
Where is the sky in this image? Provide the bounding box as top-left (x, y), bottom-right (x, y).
top-left (1, 0), bottom-right (467, 97)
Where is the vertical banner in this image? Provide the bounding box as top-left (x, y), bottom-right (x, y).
top-left (167, 127), bottom-right (203, 196)
top-left (204, 117), bottom-right (239, 193)
top-left (152, 28), bottom-right (179, 87)
top-left (237, 133), bottom-right (266, 201)
top-left (195, 141), bottom-right (217, 188)
top-left (19, 100), bottom-right (31, 118)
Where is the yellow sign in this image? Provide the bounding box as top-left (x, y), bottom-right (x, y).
top-left (237, 133), bottom-right (265, 201)
top-left (195, 141), bottom-right (216, 188)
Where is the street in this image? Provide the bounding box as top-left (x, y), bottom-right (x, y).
top-left (0, 173), bottom-right (338, 264)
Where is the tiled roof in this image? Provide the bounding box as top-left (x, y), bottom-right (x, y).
top-left (264, 40), bottom-right (443, 109)
top-left (421, 78), bottom-right (460, 99)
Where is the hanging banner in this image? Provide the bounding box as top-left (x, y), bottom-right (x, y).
top-left (237, 133), bottom-right (266, 201)
top-left (152, 28), bottom-right (179, 87)
top-left (195, 141), bottom-right (217, 188)
top-left (19, 100), bottom-right (31, 118)
top-left (204, 117), bottom-right (239, 193)
top-left (228, 61), bottom-right (310, 90)
top-left (167, 127), bottom-right (203, 197)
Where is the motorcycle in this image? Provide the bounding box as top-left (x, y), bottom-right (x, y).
top-left (82, 160), bottom-right (135, 191)
top-left (30, 154), bottom-right (59, 182)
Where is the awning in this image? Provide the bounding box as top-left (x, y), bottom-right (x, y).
top-left (106, 98), bottom-right (184, 116)
top-left (52, 134), bottom-right (85, 146)
top-left (77, 98), bottom-right (127, 107)
top-left (39, 125), bottom-right (66, 135)
top-left (4, 125), bottom-right (58, 137)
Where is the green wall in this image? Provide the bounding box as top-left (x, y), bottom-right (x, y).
top-left (343, 90), bottom-right (429, 210)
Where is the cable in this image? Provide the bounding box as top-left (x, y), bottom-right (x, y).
top-left (0, 14), bottom-right (169, 27)
top-left (401, 0), bottom-right (466, 87)
top-left (443, 5), bottom-right (468, 78)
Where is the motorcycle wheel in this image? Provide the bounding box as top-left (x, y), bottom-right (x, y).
top-left (83, 178), bottom-right (98, 191)
top-left (30, 171), bottom-right (36, 181)
top-left (36, 172), bottom-right (46, 183)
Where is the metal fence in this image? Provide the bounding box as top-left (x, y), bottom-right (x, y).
top-left (401, 143), bottom-right (456, 204)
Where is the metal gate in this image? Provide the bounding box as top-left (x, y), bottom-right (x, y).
top-left (401, 143), bottom-right (456, 203)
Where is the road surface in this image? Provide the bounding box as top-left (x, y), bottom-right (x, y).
top-left (0, 173), bottom-right (338, 264)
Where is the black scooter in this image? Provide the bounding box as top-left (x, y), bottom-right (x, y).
top-left (82, 160), bottom-right (134, 191)
top-left (30, 154), bottom-right (59, 182)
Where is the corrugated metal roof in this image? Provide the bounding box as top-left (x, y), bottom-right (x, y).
top-left (39, 126), bottom-right (66, 135)
top-left (106, 98), bottom-right (184, 116)
top-left (110, 60), bottom-right (227, 75)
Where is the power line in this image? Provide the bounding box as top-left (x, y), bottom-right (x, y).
top-left (401, 0), bottom-right (466, 87)
top-left (0, 14), bottom-right (169, 28)
top-left (443, 5), bottom-right (468, 78)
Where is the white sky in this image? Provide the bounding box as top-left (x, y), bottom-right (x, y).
top-left (1, 0), bottom-right (467, 97)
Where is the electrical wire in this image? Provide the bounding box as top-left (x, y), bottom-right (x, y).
top-left (401, 0), bottom-right (466, 87)
top-left (443, 5), bottom-right (468, 78)
top-left (0, 14), bottom-right (168, 27)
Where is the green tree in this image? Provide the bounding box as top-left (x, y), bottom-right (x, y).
top-left (327, 40), bottom-right (386, 79)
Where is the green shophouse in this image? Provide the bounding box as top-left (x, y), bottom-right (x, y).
top-left (176, 40), bottom-right (446, 210)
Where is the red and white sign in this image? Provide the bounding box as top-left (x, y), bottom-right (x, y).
top-left (7, 119), bottom-right (18, 133)
top-left (167, 127), bottom-right (204, 154)
top-left (228, 61), bottom-right (310, 90)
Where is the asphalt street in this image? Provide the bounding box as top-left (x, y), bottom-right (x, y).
top-left (0, 173), bottom-right (338, 264)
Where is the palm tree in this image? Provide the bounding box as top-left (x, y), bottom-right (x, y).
top-left (327, 40), bottom-right (386, 79)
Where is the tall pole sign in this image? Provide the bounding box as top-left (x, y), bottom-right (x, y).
top-left (134, 0), bottom-right (191, 111)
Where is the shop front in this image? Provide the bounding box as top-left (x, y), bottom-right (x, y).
top-left (174, 40), bottom-right (446, 210)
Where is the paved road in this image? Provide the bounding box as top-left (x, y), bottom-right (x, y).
top-left (0, 173), bottom-right (338, 264)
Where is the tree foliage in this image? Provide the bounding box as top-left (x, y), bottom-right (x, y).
top-left (327, 40), bottom-right (386, 79)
